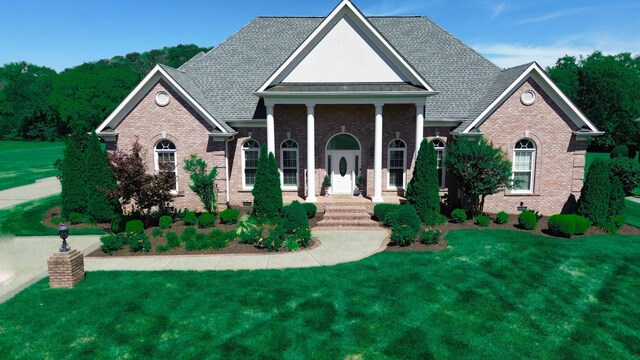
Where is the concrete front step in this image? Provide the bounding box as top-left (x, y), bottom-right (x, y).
top-left (317, 202), bottom-right (378, 228)
top-left (322, 213), bottom-right (373, 221)
top-left (316, 219), bottom-right (380, 228)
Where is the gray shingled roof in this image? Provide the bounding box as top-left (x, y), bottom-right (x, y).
top-left (161, 16), bottom-right (520, 125)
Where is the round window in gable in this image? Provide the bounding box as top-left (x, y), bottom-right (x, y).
top-left (155, 91), bottom-right (170, 107)
top-left (520, 90), bottom-right (536, 106)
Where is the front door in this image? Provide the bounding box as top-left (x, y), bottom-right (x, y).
top-left (328, 150), bottom-right (358, 194)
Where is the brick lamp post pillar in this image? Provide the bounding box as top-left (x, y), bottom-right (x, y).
top-left (47, 223), bottom-right (85, 288)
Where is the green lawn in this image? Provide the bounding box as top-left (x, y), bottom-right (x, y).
top-left (0, 141), bottom-right (64, 190)
top-left (0, 195), bottom-right (105, 236)
top-left (1, 229), bottom-right (638, 359)
top-left (625, 199), bottom-right (640, 228)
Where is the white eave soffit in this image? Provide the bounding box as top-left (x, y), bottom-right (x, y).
top-left (256, 0), bottom-right (434, 93)
top-left (462, 63), bottom-right (601, 135)
top-left (95, 65), bottom-right (230, 135)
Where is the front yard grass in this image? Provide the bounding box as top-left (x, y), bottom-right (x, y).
top-left (1, 229), bottom-right (638, 359)
top-left (0, 141), bottom-right (64, 190)
top-left (624, 198), bottom-right (640, 228)
top-left (0, 195), bottom-right (105, 236)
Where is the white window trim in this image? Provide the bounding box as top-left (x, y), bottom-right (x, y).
top-left (154, 140), bottom-right (178, 194)
top-left (512, 139), bottom-right (536, 194)
top-left (241, 140), bottom-right (260, 190)
top-left (433, 139), bottom-right (446, 190)
top-left (280, 140), bottom-right (299, 190)
top-left (387, 139), bottom-right (407, 190)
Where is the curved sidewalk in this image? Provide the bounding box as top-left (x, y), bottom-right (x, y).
top-left (0, 177), bottom-right (61, 210)
top-left (85, 229), bottom-right (389, 271)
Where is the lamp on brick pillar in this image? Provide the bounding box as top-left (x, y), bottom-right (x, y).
top-left (57, 223), bottom-right (70, 252)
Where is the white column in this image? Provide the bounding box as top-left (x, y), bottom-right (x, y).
top-left (266, 105), bottom-right (275, 155)
top-left (306, 104), bottom-right (317, 203)
top-left (415, 104), bottom-right (425, 154)
top-left (373, 104), bottom-right (384, 203)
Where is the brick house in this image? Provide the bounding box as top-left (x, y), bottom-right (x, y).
top-left (96, 0), bottom-right (602, 215)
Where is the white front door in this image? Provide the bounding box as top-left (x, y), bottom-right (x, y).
top-left (328, 150), bottom-right (358, 195)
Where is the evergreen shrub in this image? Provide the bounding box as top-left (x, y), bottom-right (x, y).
top-left (608, 157), bottom-right (640, 195)
top-left (159, 215), bottom-right (173, 229)
top-left (475, 215), bottom-right (490, 227)
top-left (165, 232), bottom-right (180, 248)
top-left (496, 211), bottom-right (509, 224)
top-left (284, 237), bottom-right (301, 252)
top-left (390, 224), bottom-right (418, 246)
top-left (610, 144), bottom-right (629, 158)
top-left (100, 234), bottom-right (125, 254)
top-left (518, 210), bottom-right (538, 230)
top-left (284, 201), bottom-right (309, 234)
top-left (183, 211), bottom-right (197, 226)
top-left (220, 209), bottom-right (240, 224)
top-left (572, 215), bottom-right (589, 235)
top-left (405, 139), bottom-right (440, 225)
top-left (151, 227), bottom-right (163, 238)
top-left (207, 229), bottom-right (228, 250)
top-left (303, 203), bottom-right (317, 219)
top-left (85, 132), bottom-right (119, 223)
top-left (239, 226), bottom-right (262, 245)
top-left (373, 204), bottom-right (401, 222)
top-left (297, 227), bottom-right (312, 247)
top-left (197, 213), bottom-right (216, 228)
top-left (450, 209), bottom-right (467, 223)
top-left (252, 144), bottom-right (283, 221)
top-left (181, 227), bottom-right (198, 242)
top-left (420, 229), bottom-right (441, 245)
top-left (548, 214), bottom-right (576, 238)
top-left (128, 233), bottom-right (151, 253)
top-left (61, 138), bottom-right (87, 219)
top-left (125, 219), bottom-right (144, 234)
top-left (68, 212), bottom-right (86, 225)
top-left (577, 159), bottom-right (611, 227)
top-left (389, 205), bottom-right (421, 233)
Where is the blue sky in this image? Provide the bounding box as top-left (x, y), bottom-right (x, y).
top-left (1, 0), bottom-right (638, 72)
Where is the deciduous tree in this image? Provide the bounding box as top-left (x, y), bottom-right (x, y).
top-left (184, 154), bottom-right (219, 214)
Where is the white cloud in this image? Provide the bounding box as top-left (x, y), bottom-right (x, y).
top-left (516, 7), bottom-right (594, 24)
top-left (491, 1), bottom-right (506, 19)
top-left (361, 0), bottom-right (437, 16)
top-left (473, 40), bottom-right (640, 69)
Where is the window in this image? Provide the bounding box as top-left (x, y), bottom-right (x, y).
top-left (387, 139), bottom-right (406, 189)
top-left (280, 139), bottom-right (298, 189)
top-left (433, 139), bottom-right (446, 189)
top-left (513, 139), bottom-right (536, 192)
top-left (155, 140), bottom-right (177, 191)
top-left (242, 139), bottom-right (260, 188)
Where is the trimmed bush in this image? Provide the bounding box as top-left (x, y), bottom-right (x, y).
top-left (420, 229), bottom-right (441, 245)
top-left (303, 203), bottom-right (317, 219)
top-left (610, 144), bottom-right (629, 158)
top-left (127, 233), bottom-right (151, 253)
top-left (572, 215), bottom-right (589, 235)
top-left (475, 215), bottom-right (490, 227)
top-left (406, 139), bottom-right (440, 225)
top-left (284, 237), bottom-right (301, 252)
top-left (183, 211), bottom-right (197, 226)
top-left (181, 227), bottom-right (198, 242)
top-left (185, 232), bottom-right (208, 251)
top-left (373, 204), bottom-right (401, 222)
top-left (197, 213), bottom-right (216, 229)
top-left (451, 209), bottom-right (467, 224)
top-left (125, 219), bottom-right (144, 234)
top-left (548, 214), bottom-right (576, 238)
top-left (220, 209), bottom-right (240, 224)
top-left (578, 159), bottom-right (611, 227)
top-left (390, 224), bottom-right (418, 246)
top-left (252, 144), bottom-right (283, 221)
top-left (207, 229), bottom-right (228, 250)
top-left (151, 227), bottom-right (164, 238)
top-left (495, 211), bottom-right (509, 224)
top-left (100, 234), bottom-right (125, 254)
top-left (166, 232), bottom-right (180, 248)
top-left (518, 210), bottom-right (538, 230)
top-left (284, 201), bottom-right (309, 234)
top-left (388, 205), bottom-right (421, 233)
top-left (435, 214), bottom-right (447, 226)
top-left (159, 215), bottom-right (173, 229)
top-left (85, 132), bottom-right (119, 223)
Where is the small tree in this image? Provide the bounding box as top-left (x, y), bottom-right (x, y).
top-left (609, 177), bottom-right (626, 219)
top-left (577, 159), bottom-right (611, 227)
top-left (110, 138), bottom-right (174, 216)
top-left (406, 139), bottom-right (440, 225)
top-left (85, 132), bottom-right (119, 222)
top-left (61, 136), bottom-right (87, 219)
top-left (184, 154), bottom-right (219, 214)
top-left (445, 137), bottom-right (512, 216)
top-left (252, 144), bottom-right (283, 221)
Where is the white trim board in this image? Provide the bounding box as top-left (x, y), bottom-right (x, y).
top-left (95, 65), bottom-right (231, 135)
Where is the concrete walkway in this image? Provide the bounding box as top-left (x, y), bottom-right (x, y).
top-left (85, 230), bottom-right (389, 271)
top-left (0, 177), bottom-right (61, 210)
top-left (0, 230), bottom-right (388, 303)
top-left (0, 235), bottom-right (102, 303)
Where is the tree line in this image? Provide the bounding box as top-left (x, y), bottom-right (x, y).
top-left (0, 44), bottom-right (210, 141)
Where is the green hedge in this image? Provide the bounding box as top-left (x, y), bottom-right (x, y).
top-left (220, 209), bottom-right (240, 224)
top-left (373, 204), bottom-right (401, 222)
top-left (303, 203), bottom-right (317, 219)
top-left (125, 219), bottom-right (144, 234)
top-left (518, 211), bottom-right (538, 230)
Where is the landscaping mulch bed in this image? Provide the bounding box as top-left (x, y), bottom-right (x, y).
top-left (383, 212), bottom-right (640, 252)
top-left (42, 207), bottom-right (324, 258)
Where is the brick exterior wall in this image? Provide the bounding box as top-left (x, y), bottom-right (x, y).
top-left (111, 80), bottom-right (227, 211)
top-left (477, 78), bottom-right (587, 215)
top-left (48, 249), bottom-right (84, 288)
